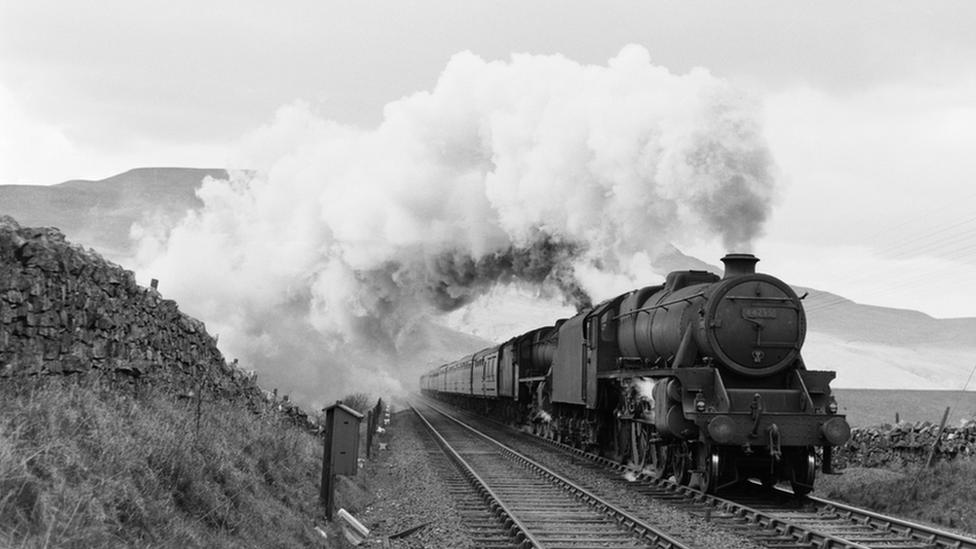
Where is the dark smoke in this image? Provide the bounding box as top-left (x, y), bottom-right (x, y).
top-left (425, 233), bottom-right (592, 312)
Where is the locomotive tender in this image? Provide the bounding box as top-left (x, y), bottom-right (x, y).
top-left (420, 254), bottom-right (850, 494)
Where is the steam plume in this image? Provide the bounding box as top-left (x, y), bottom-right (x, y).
top-left (133, 45), bottom-right (778, 407)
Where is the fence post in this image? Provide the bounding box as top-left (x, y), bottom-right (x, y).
top-left (899, 406), bottom-right (951, 512)
top-left (925, 406), bottom-right (951, 468)
top-left (320, 413), bottom-right (335, 519)
top-left (365, 410), bottom-right (373, 459)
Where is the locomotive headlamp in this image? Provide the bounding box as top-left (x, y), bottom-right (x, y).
top-left (694, 392), bottom-right (706, 412)
top-left (827, 399), bottom-right (839, 414)
top-left (708, 415), bottom-right (736, 444)
top-left (822, 417), bottom-right (852, 446)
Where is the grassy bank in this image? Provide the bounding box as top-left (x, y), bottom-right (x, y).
top-left (0, 378), bottom-right (328, 548)
top-left (816, 460), bottom-right (976, 536)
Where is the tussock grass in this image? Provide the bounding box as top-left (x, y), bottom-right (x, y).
top-left (819, 460), bottom-right (976, 536)
top-left (0, 377), bottom-right (328, 548)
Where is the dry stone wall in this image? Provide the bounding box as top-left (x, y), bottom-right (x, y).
top-left (0, 215), bottom-right (266, 408)
top-left (834, 420), bottom-right (976, 468)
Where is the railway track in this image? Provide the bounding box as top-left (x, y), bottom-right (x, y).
top-left (412, 408), bottom-right (517, 548)
top-left (411, 400), bottom-right (694, 549)
top-left (422, 398), bottom-right (976, 549)
top-left (732, 488), bottom-right (976, 549)
top-left (524, 423), bottom-right (976, 549)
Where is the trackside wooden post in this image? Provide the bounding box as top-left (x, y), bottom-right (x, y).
top-left (364, 398), bottom-right (385, 460)
top-left (365, 411), bottom-right (373, 459)
top-left (900, 406), bottom-right (952, 512)
top-left (320, 401), bottom-right (364, 520)
top-left (925, 406), bottom-right (951, 468)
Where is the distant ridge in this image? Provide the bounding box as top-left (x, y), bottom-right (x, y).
top-left (799, 287), bottom-right (976, 348)
top-left (0, 167), bottom-right (225, 261)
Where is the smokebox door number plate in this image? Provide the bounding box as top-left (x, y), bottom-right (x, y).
top-left (742, 307), bottom-right (777, 319)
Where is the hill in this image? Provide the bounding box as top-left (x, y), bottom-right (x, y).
top-left (0, 168), bottom-right (223, 261)
top-left (800, 287), bottom-right (976, 348)
top-left (799, 288), bottom-right (976, 390)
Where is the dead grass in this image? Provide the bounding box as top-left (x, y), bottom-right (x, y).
top-left (0, 376), bottom-right (333, 548)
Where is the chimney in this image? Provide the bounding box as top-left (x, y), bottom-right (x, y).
top-left (721, 253), bottom-right (759, 279)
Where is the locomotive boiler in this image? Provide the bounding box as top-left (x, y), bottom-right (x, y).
top-left (420, 254), bottom-right (850, 494)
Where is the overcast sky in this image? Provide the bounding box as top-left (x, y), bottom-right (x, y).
top-left (2, 1), bottom-right (975, 319)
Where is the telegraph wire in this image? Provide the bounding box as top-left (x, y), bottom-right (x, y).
top-left (781, 190), bottom-right (976, 317)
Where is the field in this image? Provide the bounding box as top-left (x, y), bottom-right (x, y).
top-left (833, 389), bottom-right (976, 428)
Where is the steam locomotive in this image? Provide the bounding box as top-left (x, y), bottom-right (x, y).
top-left (420, 254), bottom-right (850, 494)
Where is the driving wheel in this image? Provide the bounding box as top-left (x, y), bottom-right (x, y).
top-left (671, 442), bottom-right (693, 486)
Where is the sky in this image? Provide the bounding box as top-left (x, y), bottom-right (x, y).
top-left (1, 0), bottom-right (975, 329)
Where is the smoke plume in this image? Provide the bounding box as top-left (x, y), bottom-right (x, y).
top-left (133, 45), bottom-right (778, 407)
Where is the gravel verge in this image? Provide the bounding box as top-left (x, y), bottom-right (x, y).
top-left (334, 411), bottom-right (477, 549)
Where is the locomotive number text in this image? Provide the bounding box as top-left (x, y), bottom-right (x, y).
top-left (742, 307), bottom-right (777, 319)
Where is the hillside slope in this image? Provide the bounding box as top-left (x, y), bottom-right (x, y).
top-left (799, 288), bottom-right (976, 389)
top-left (1, 381), bottom-right (328, 548)
top-left (801, 288), bottom-right (976, 347)
top-left (0, 167), bottom-right (222, 261)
